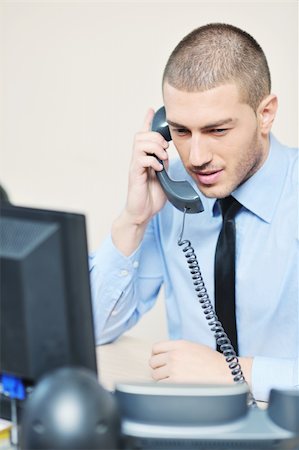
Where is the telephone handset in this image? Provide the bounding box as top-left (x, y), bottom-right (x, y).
top-left (151, 106), bottom-right (204, 214)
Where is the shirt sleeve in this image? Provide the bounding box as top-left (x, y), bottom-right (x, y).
top-left (252, 356), bottom-right (299, 401)
top-left (89, 220), bottom-right (164, 345)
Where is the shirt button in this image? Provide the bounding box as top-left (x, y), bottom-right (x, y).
top-left (119, 269), bottom-right (129, 277)
top-left (132, 261), bottom-right (139, 268)
top-left (111, 310), bottom-right (118, 316)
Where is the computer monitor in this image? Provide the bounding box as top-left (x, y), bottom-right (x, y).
top-left (0, 202), bottom-right (98, 384)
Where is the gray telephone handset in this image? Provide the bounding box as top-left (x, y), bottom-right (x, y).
top-left (151, 106), bottom-right (204, 214)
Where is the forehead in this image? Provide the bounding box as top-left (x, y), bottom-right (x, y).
top-left (163, 82), bottom-right (245, 126)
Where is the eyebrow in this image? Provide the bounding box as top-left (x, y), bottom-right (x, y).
top-left (167, 118), bottom-right (236, 130)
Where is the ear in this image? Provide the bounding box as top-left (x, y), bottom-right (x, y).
top-left (257, 94), bottom-right (278, 135)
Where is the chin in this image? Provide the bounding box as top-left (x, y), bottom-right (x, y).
top-left (199, 185), bottom-right (233, 199)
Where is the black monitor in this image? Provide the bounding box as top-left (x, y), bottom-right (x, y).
top-left (0, 202), bottom-right (98, 385)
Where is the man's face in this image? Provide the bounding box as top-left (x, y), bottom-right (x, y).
top-left (163, 82), bottom-right (269, 198)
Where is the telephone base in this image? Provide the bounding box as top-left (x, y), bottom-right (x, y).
top-left (115, 383), bottom-right (299, 450)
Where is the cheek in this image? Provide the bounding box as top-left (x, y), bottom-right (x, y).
top-left (172, 140), bottom-right (190, 163)
top-left (222, 127), bottom-right (258, 165)
top-left (227, 131), bottom-right (262, 181)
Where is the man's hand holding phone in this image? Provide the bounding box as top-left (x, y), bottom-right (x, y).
top-left (111, 109), bottom-right (169, 256)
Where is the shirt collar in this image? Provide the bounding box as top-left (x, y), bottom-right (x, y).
top-left (206, 134), bottom-right (288, 222)
top-left (232, 134), bottom-right (288, 223)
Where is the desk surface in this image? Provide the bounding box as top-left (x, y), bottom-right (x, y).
top-left (96, 335), bottom-right (154, 391)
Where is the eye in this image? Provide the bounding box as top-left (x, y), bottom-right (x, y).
top-left (172, 127), bottom-right (190, 136)
top-left (210, 128), bottom-right (228, 135)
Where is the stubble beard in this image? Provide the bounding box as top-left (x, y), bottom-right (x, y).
top-left (234, 128), bottom-right (265, 189)
top-left (204, 128), bottom-right (265, 199)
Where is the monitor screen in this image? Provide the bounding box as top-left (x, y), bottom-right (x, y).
top-left (0, 203), bottom-right (98, 384)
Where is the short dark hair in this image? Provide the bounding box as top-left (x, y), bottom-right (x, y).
top-left (163, 23), bottom-right (271, 110)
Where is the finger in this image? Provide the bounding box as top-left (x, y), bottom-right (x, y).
top-left (141, 108), bottom-right (155, 132)
top-left (135, 155), bottom-right (164, 172)
top-left (157, 377), bottom-right (172, 383)
top-left (151, 365), bottom-right (169, 381)
top-left (134, 140), bottom-right (168, 160)
top-left (135, 131), bottom-right (169, 149)
top-left (152, 340), bottom-right (187, 355)
top-left (149, 352), bottom-right (167, 369)
top-left (152, 340), bottom-right (176, 355)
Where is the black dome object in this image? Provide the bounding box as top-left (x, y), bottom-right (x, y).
top-left (20, 367), bottom-right (122, 450)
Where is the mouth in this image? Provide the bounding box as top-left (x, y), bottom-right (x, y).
top-left (193, 169), bottom-right (224, 186)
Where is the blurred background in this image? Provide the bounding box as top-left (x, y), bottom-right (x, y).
top-left (0, 0), bottom-right (298, 341)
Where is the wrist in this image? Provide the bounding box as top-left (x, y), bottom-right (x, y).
top-left (111, 210), bottom-right (149, 256)
top-left (238, 356), bottom-right (253, 389)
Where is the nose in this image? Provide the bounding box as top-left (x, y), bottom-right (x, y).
top-left (189, 134), bottom-right (213, 168)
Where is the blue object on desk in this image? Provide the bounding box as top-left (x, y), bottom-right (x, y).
top-left (1, 375), bottom-right (25, 400)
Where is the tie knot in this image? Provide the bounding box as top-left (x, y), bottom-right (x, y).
top-left (219, 196), bottom-right (242, 220)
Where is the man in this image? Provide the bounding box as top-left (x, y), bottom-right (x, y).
top-left (89, 23), bottom-right (298, 401)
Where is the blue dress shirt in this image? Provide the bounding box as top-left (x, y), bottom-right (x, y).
top-left (89, 135), bottom-right (298, 401)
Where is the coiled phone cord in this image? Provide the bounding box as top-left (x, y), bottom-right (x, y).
top-left (178, 209), bottom-right (257, 407)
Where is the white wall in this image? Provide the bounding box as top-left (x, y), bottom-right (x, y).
top-left (1, 0), bottom-right (298, 340)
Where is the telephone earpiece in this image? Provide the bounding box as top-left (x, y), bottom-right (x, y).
top-left (151, 106), bottom-right (203, 214)
top-left (151, 106), bottom-right (172, 142)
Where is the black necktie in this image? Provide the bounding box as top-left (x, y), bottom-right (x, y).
top-left (214, 196), bottom-right (242, 355)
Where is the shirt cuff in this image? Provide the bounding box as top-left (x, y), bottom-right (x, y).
top-left (89, 235), bottom-right (143, 343)
top-left (252, 356), bottom-right (298, 402)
